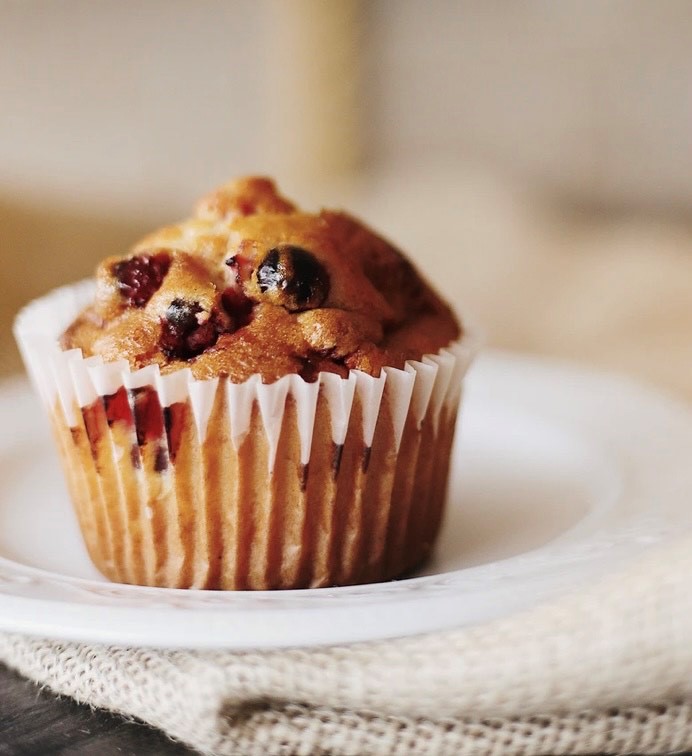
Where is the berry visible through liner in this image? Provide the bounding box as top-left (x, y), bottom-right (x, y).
top-left (163, 403), bottom-right (186, 462)
top-left (131, 386), bottom-right (165, 446)
top-left (103, 386), bottom-right (133, 428)
top-left (113, 251), bottom-right (171, 307)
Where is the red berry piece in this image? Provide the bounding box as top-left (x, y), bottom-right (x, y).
top-left (113, 251), bottom-right (171, 307)
top-left (154, 445), bottom-right (168, 473)
top-left (221, 287), bottom-right (253, 327)
top-left (130, 444), bottom-right (142, 469)
top-left (160, 299), bottom-right (203, 359)
top-left (165, 298), bottom-right (202, 334)
top-left (103, 386), bottom-right (133, 429)
top-left (160, 299), bottom-right (229, 360)
top-left (130, 386), bottom-right (165, 446)
top-left (225, 253), bottom-right (253, 285)
top-left (185, 319), bottom-right (217, 353)
top-left (163, 403), bottom-right (187, 462)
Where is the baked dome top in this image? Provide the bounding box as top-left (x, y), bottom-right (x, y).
top-left (62, 177), bottom-right (461, 382)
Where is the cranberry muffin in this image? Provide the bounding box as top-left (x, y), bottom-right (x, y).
top-left (15, 177), bottom-right (473, 590)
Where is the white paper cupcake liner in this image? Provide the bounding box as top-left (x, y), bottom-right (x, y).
top-left (14, 281), bottom-right (478, 590)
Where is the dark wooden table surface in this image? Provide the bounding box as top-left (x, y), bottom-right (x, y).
top-left (0, 663), bottom-right (194, 755)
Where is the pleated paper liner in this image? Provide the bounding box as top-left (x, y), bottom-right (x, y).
top-left (14, 281), bottom-right (477, 590)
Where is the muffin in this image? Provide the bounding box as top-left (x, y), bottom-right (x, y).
top-left (14, 177), bottom-right (475, 590)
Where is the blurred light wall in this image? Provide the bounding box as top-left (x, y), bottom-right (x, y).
top-left (4, 1), bottom-right (692, 214)
top-left (364, 0), bottom-right (692, 212)
top-left (0, 1), bottom-right (270, 214)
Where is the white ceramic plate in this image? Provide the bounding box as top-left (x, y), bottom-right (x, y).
top-left (1, 351), bottom-right (691, 649)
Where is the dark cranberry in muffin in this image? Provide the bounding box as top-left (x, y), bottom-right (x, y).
top-left (113, 252), bottom-right (171, 307)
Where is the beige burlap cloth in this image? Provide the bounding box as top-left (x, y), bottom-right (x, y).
top-left (1, 529), bottom-right (691, 755)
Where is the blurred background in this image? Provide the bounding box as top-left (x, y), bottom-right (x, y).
top-left (2, 0), bottom-right (691, 396)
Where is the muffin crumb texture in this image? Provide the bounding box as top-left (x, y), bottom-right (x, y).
top-left (62, 177), bottom-right (461, 382)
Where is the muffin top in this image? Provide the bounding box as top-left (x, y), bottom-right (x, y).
top-left (62, 177), bottom-right (461, 383)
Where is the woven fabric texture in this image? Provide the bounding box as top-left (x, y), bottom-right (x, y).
top-left (1, 533), bottom-right (691, 755)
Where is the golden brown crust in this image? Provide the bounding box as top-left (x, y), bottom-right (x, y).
top-left (62, 177), bottom-right (461, 382)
